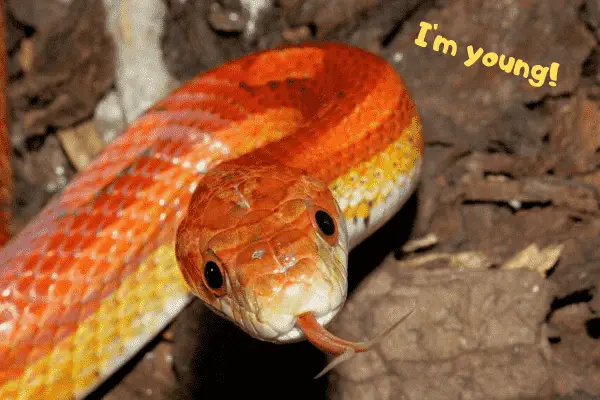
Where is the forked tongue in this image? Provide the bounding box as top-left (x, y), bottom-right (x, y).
top-left (296, 308), bottom-right (414, 379)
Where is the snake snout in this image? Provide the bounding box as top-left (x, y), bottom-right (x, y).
top-left (175, 157), bottom-right (351, 343)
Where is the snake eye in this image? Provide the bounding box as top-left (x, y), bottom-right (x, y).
top-left (201, 254), bottom-right (226, 296)
top-left (315, 210), bottom-right (335, 236)
top-left (204, 261), bottom-right (223, 289)
top-left (310, 207), bottom-right (339, 246)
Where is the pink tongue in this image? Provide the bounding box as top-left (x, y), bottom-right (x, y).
top-left (295, 309), bottom-right (414, 377)
top-left (295, 312), bottom-right (373, 355)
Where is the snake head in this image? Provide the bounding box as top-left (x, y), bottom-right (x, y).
top-left (175, 155), bottom-right (350, 344)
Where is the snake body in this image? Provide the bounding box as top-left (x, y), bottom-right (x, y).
top-left (0, 40), bottom-right (423, 398)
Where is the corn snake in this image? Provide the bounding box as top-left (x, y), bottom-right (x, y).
top-left (0, 10), bottom-right (423, 398)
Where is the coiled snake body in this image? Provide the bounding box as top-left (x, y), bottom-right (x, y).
top-left (0, 14), bottom-right (423, 398)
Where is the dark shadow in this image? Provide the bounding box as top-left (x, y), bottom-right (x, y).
top-left (170, 301), bottom-right (328, 400)
top-left (347, 191), bottom-right (419, 294)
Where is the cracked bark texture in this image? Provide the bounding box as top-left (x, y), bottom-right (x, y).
top-left (326, 267), bottom-right (553, 400)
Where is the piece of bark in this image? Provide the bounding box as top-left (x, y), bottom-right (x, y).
top-left (327, 267), bottom-right (553, 400)
top-left (6, 0), bottom-right (73, 29)
top-left (161, 0), bottom-right (251, 80)
top-left (551, 329), bottom-right (600, 397)
top-left (455, 152), bottom-right (557, 182)
top-left (547, 92), bottom-right (600, 176)
top-left (8, 0), bottom-right (115, 136)
top-left (457, 178), bottom-right (599, 214)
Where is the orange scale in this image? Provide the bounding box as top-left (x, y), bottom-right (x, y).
top-left (76, 232), bottom-right (107, 254)
top-left (44, 233), bottom-right (68, 254)
top-left (59, 233), bottom-right (86, 254)
top-left (99, 280), bottom-right (120, 300)
top-left (270, 229), bottom-right (315, 259)
top-left (31, 324), bottom-right (58, 348)
top-left (14, 274), bottom-right (35, 297)
top-left (53, 256), bottom-right (86, 279)
top-left (12, 322), bottom-right (38, 347)
top-left (88, 237), bottom-right (119, 257)
top-left (184, 99), bottom-right (247, 122)
top-left (137, 157), bottom-right (171, 178)
top-left (203, 199), bottom-right (245, 230)
top-left (0, 294), bottom-right (26, 317)
top-left (242, 221), bottom-right (278, 244)
top-left (235, 242), bottom-right (276, 271)
top-left (236, 209), bottom-right (273, 226)
top-left (110, 215), bottom-right (142, 236)
top-left (78, 301), bottom-right (101, 323)
top-left (49, 279), bottom-right (73, 299)
top-left (120, 260), bottom-right (140, 278)
top-left (127, 116), bottom-right (167, 135)
top-left (0, 368), bottom-right (22, 385)
top-left (249, 48), bottom-right (325, 85)
top-left (22, 252), bottom-right (41, 273)
top-left (99, 195), bottom-right (129, 216)
top-left (116, 218), bottom-right (139, 236)
top-left (106, 239), bottom-right (134, 259)
top-left (25, 302), bottom-right (55, 322)
top-left (68, 212), bottom-right (91, 232)
top-left (43, 299), bottom-right (80, 334)
top-left (177, 262), bottom-right (203, 296)
top-left (89, 192), bottom-right (113, 210)
top-left (82, 212), bottom-right (111, 234)
top-left (273, 200), bottom-right (310, 228)
top-left (125, 197), bottom-right (158, 215)
top-left (159, 137), bottom-right (192, 155)
top-left (0, 325), bottom-right (15, 349)
top-left (186, 82), bottom-right (254, 106)
top-left (153, 164), bottom-right (196, 185)
top-left (121, 221), bottom-right (153, 239)
top-left (55, 303), bottom-right (83, 326)
top-left (80, 258), bottom-right (111, 282)
top-left (79, 280), bottom-right (103, 304)
top-left (53, 324), bottom-right (75, 344)
top-left (29, 275), bottom-right (56, 299)
top-left (185, 118), bottom-right (229, 133)
top-left (27, 340), bottom-right (52, 362)
top-left (9, 340), bottom-right (33, 359)
top-left (238, 177), bottom-right (291, 208)
top-left (204, 228), bottom-right (242, 254)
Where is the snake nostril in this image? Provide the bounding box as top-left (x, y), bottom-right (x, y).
top-left (204, 261), bottom-right (224, 289)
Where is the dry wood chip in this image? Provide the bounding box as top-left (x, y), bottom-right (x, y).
top-left (401, 233), bottom-right (438, 253)
top-left (395, 251), bottom-right (495, 270)
top-left (17, 38), bottom-right (34, 73)
top-left (57, 121), bottom-right (106, 171)
top-left (501, 243), bottom-right (564, 277)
